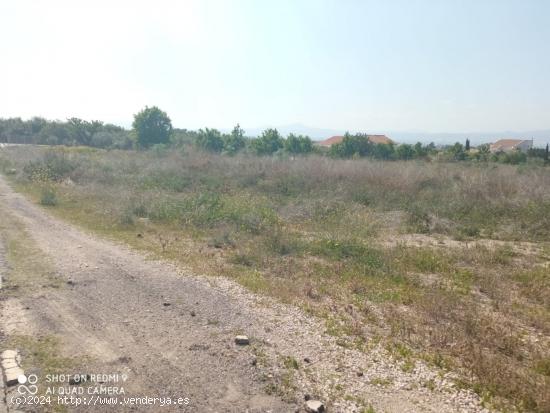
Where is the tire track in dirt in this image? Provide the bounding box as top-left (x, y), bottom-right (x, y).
top-left (0, 176), bottom-right (294, 412)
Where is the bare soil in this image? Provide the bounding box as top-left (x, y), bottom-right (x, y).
top-left (0, 175), bottom-right (489, 412)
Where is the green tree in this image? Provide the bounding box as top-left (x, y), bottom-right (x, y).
top-left (447, 142), bottom-right (466, 161)
top-left (546, 143), bottom-right (549, 162)
top-left (196, 128), bottom-right (224, 153)
top-left (132, 106), bottom-right (173, 148)
top-left (38, 121), bottom-right (71, 146)
top-left (284, 133), bottom-right (313, 155)
top-left (465, 138), bottom-right (470, 151)
top-left (170, 129), bottom-right (198, 148)
top-left (251, 128), bottom-right (284, 155)
top-left (68, 118), bottom-right (103, 146)
top-left (413, 142), bottom-right (428, 158)
top-left (329, 133), bottom-right (372, 158)
top-left (0, 116), bottom-right (129, 147)
top-left (90, 132), bottom-right (114, 148)
top-left (371, 143), bottom-right (395, 160)
top-left (223, 124), bottom-right (247, 154)
top-left (527, 147), bottom-right (547, 159)
top-left (499, 150), bottom-right (527, 165)
top-left (396, 143), bottom-right (415, 160)
top-left (30, 117), bottom-right (47, 135)
top-left (475, 143), bottom-right (490, 161)
top-left (426, 142), bottom-right (437, 154)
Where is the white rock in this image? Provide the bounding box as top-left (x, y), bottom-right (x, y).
top-left (235, 335), bottom-right (250, 345)
top-left (1, 350), bottom-right (17, 360)
top-left (1, 359), bottom-right (18, 370)
top-left (305, 399), bottom-right (325, 412)
top-left (4, 367), bottom-right (24, 386)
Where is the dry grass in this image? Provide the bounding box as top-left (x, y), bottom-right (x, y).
top-left (1, 145), bottom-right (550, 411)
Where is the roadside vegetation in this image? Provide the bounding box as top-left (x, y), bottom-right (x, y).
top-left (0, 204), bottom-right (61, 293)
top-left (1, 108), bottom-right (549, 164)
top-left (1, 143), bottom-right (549, 412)
top-left (0, 206), bottom-right (74, 412)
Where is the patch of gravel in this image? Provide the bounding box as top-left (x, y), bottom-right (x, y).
top-left (210, 276), bottom-right (490, 413)
top-left (382, 232), bottom-right (543, 257)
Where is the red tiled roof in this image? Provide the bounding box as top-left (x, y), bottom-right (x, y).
top-left (489, 139), bottom-right (527, 150)
top-left (317, 135), bottom-right (344, 146)
top-left (367, 135), bottom-right (393, 145)
top-left (317, 134), bottom-right (393, 146)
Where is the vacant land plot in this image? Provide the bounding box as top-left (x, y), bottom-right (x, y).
top-left (1, 145), bottom-right (549, 412)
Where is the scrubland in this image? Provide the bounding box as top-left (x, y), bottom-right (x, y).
top-left (1, 145), bottom-right (549, 412)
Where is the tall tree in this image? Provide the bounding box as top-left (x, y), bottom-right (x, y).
top-left (132, 106), bottom-right (172, 148)
top-left (68, 118), bottom-right (103, 146)
top-left (414, 142), bottom-right (427, 158)
top-left (251, 128), bottom-right (284, 155)
top-left (196, 128), bottom-right (224, 153)
top-left (396, 143), bottom-right (415, 160)
top-left (284, 133), bottom-right (313, 155)
top-left (223, 124), bottom-right (246, 154)
top-left (465, 138), bottom-right (470, 151)
top-left (545, 143), bottom-right (549, 161)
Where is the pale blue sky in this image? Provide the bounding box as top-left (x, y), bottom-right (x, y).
top-left (0, 0), bottom-right (549, 134)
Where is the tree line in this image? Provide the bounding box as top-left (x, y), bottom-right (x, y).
top-left (1, 106), bottom-right (548, 163)
top-left (0, 116), bottom-right (134, 148)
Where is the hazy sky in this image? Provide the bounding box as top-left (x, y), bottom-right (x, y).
top-left (1, 0), bottom-right (549, 133)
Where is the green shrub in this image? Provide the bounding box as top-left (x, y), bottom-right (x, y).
top-left (309, 238), bottom-right (384, 270)
top-left (263, 231), bottom-right (303, 256)
top-left (24, 152), bottom-right (76, 182)
top-left (283, 356), bottom-right (300, 370)
top-left (406, 206), bottom-right (431, 233)
top-left (229, 253), bottom-right (255, 267)
top-left (140, 171), bottom-right (190, 192)
top-left (40, 187), bottom-right (58, 206)
top-left (208, 232), bottom-right (235, 249)
top-left (398, 248), bottom-right (450, 273)
top-left (499, 150), bottom-right (527, 165)
top-left (351, 190), bottom-right (372, 206)
top-left (458, 225), bottom-right (481, 238)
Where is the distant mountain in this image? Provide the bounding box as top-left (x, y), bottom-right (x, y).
top-left (239, 123), bottom-right (550, 147)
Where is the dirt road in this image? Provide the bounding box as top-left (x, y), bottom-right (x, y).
top-left (0, 175), bottom-right (489, 413)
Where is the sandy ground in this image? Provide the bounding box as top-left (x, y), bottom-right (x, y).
top-left (0, 175), bottom-right (490, 413)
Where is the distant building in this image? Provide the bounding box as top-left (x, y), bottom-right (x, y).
top-left (317, 134), bottom-right (394, 147)
top-left (489, 139), bottom-right (533, 153)
top-left (316, 135), bottom-right (344, 147)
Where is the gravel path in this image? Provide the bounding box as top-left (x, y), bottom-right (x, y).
top-left (0, 175), bottom-right (490, 413)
